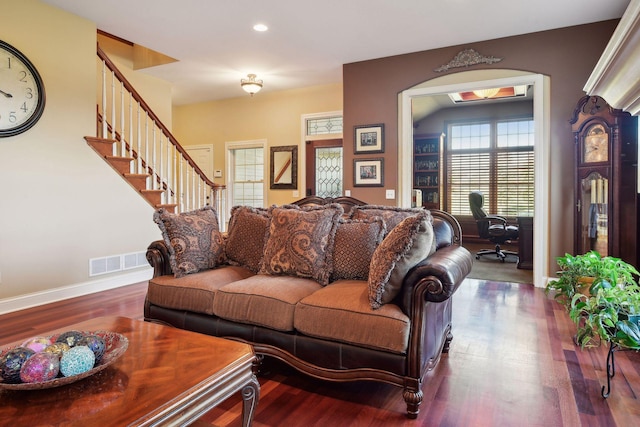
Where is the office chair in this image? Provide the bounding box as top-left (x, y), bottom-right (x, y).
top-left (468, 191), bottom-right (519, 262)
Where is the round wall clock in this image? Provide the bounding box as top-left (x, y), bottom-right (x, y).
top-left (0, 40), bottom-right (46, 137)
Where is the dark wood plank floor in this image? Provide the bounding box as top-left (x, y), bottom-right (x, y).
top-left (1, 279), bottom-right (639, 426)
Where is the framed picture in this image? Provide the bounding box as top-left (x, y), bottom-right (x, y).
top-left (354, 123), bottom-right (384, 154)
top-left (353, 158), bottom-right (384, 187)
top-left (270, 145), bottom-right (298, 190)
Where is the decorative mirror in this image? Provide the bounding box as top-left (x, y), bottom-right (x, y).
top-left (270, 145), bottom-right (298, 189)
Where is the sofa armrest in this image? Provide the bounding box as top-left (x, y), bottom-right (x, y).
top-left (399, 245), bottom-right (473, 313)
top-left (146, 240), bottom-right (173, 277)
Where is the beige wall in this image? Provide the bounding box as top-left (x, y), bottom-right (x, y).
top-left (172, 83), bottom-right (343, 206)
top-left (0, 1), bottom-right (161, 302)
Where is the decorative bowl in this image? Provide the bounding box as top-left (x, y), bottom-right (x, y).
top-left (0, 330), bottom-right (128, 390)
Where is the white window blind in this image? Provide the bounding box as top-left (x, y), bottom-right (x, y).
top-left (446, 119), bottom-right (534, 216)
top-left (232, 147), bottom-right (264, 207)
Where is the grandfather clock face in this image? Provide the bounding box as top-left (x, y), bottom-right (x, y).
top-left (582, 123), bottom-right (609, 163)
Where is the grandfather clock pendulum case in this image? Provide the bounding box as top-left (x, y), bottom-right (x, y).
top-left (569, 95), bottom-right (638, 266)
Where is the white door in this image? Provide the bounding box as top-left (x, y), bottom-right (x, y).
top-left (185, 144), bottom-right (214, 181)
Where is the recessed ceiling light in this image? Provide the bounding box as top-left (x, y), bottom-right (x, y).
top-left (253, 23), bottom-right (268, 32)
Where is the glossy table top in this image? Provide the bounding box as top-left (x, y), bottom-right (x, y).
top-left (0, 316), bottom-right (256, 426)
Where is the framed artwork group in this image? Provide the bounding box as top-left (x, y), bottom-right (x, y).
top-left (353, 123), bottom-right (384, 187)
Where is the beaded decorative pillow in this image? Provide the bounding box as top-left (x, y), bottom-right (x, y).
top-left (368, 210), bottom-right (436, 309)
top-left (225, 206), bottom-right (270, 273)
top-left (153, 206), bottom-right (224, 278)
top-left (259, 204), bottom-right (343, 286)
top-left (331, 218), bottom-right (386, 281)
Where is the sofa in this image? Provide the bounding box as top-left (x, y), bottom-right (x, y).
top-left (144, 196), bottom-right (473, 418)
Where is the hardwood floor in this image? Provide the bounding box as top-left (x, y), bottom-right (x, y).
top-left (1, 279), bottom-right (639, 426)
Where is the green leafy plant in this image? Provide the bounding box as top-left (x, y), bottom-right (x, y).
top-left (570, 282), bottom-right (640, 349)
top-left (545, 251), bottom-right (640, 310)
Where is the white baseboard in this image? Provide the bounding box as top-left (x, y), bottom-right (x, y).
top-left (0, 268), bottom-right (152, 315)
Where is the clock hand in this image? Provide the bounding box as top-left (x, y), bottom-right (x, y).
top-left (0, 89), bottom-right (12, 98)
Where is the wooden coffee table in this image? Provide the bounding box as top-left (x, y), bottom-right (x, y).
top-left (0, 316), bottom-right (259, 426)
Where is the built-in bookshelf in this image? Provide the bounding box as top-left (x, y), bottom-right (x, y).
top-left (413, 133), bottom-right (444, 209)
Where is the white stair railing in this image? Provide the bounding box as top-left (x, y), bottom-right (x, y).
top-left (96, 46), bottom-right (226, 228)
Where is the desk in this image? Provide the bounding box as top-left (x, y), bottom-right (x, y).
top-left (517, 216), bottom-right (533, 270)
top-left (0, 316), bottom-right (259, 426)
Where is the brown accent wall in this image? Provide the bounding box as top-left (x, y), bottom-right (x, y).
top-left (343, 20), bottom-right (620, 271)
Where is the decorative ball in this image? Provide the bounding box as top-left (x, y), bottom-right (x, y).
top-left (56, 330), bottom-right (85, 348)
top-left (77, 335), bottom-right (106, 363)
top-left (21, 337), bottom-right (53, 353)
top-left (0, 347), bottom-right (35, 384)
top-left (19, 352), bottom-right (59, 383)
top-left (43, 342), bottom-right (70, 358)
top-left (60, 346), bottom-right (95, 377)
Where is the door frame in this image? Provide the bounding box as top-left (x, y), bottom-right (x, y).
top-left (300, 111), bottom-right (343, 196)
top-left (399, 72), bottom-right (550, 288)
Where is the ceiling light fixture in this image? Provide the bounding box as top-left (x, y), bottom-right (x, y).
top-left (472, 88), bottom-right (501, 99)
top-left (241, 74), bottom-right (263, 96)
top-left (253, 23), bottom-right (268, 32)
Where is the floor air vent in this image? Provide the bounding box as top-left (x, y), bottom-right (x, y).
top-left (89, 251), bottom-right (148, 277)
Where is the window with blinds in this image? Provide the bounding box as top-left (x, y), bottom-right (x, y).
top-left (446, 118), bottom-right (534, 217)
top-left (232, 147), bottom-right (264, 207)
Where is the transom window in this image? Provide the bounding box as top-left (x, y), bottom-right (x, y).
top-left (446, 118), bottom-right (534, 217)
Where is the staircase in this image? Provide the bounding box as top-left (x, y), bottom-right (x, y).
top-left (87, 46), bottom-right (225, 222)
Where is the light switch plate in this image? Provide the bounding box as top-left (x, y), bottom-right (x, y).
top-left (345, 190), bottom-right (351, 196)
top-left (214, 170), bottom-right (223, 178)
top-left (292, 190), bottom-right (299, 198)
top-left (385, 189), bottom-right (395, 199)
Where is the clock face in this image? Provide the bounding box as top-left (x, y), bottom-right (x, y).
top-left (0, 40), bottom-right (45, 137)
top-left (583, 124), bottom-right (608, 163)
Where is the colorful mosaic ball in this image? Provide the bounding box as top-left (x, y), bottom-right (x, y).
top-left (1, 347), bottom-right (35, 384)
top-left (60, 346), bottom-right (95, 377)
top-left (19, 352), bottom-right (59, 383)
top-left (55, 330), bottom-right (86, 348)
top-left (43, 342), bottom-right (70, 358)
top-left (21, 336), bottom-right (53, 353)
top-left (77, 335), bottom-right (106, 363)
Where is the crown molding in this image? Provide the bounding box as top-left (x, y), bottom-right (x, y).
top-left (584, 0), bottom-right (640, 115)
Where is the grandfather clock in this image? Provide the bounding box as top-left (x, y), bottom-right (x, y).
top-left (570, 95), bottom-right (638, 266)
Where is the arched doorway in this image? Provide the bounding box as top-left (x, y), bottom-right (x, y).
top-left (398, 70), bottom-right (550, 287)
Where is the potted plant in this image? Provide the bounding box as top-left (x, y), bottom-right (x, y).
top-left (545, 251), bottom-right (640, 311)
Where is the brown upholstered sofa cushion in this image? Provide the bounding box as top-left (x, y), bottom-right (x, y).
top-left (147, 266), bottom-right (254, 315)
top-left (213, 274), bottom-right (322, 331)
top-left (368, 210), bottom-right (436, 309)
top-left (349, 205), bottom-right (425, 234)
top-left (259, 204), bottom-right (343, 286)
top-left (331, 218), bottom-right (385, 281)
top-left (294, 279), bottom-right (410, 354)
top-left (153, 206), bottom-right (225, 278)
top-left (225, 205), bottom-right (269, 273)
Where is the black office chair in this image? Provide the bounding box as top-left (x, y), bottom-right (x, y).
top-left (468, 191), bottom-right (519, 262)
